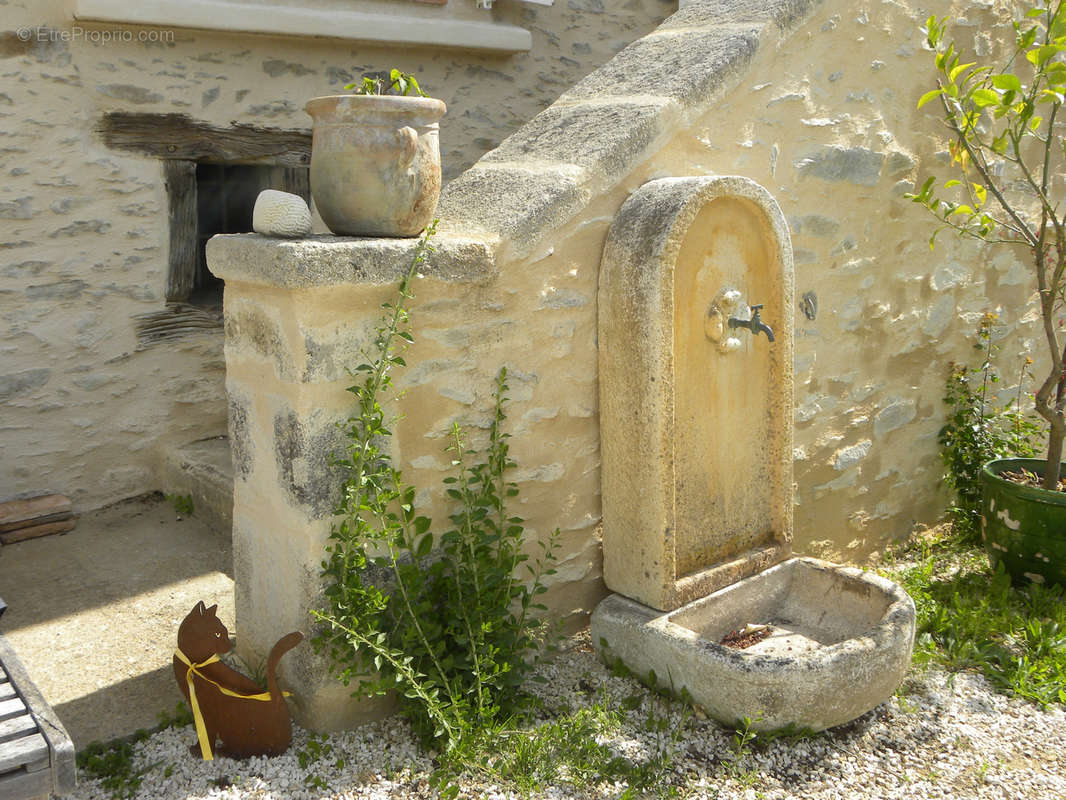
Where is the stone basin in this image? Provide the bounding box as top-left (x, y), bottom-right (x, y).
top-left (591, 557), bottom-right (915, 732)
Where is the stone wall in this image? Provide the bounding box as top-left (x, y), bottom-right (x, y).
top-left (656, 0), bottom-right (1041, 558)
top-left (433, 0), bottom-right (1045, 565)
top-left (0, 0), bottom-right (672, 509)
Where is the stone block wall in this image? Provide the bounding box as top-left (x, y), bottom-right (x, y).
top-left (209, 232), bottom-right (609, 727)
top-left (432, 0), bottom-right (1045, 563)
top-left (653, 0), bottom-right (1042, 557)
top-left (0, 0), bottom-right (671, 510)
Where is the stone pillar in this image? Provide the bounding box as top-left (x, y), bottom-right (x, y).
top-left (207, 232), bottom-right (494, 730)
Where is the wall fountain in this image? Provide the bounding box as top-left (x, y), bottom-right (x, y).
top-left (592, 176), bottom-right (915, 732)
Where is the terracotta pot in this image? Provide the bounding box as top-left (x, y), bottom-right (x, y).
top-left (305, 95), bottom-right (446, 237)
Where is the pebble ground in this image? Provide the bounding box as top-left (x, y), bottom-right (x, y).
top-left (62, 631), bottom-right (1066, 800)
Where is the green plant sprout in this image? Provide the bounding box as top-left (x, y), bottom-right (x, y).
top-left (164, 493), bottom-right (194, 516)
top-left (345, 68), bottom-right (425, 97)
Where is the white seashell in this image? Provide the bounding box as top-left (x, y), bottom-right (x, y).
top-left (252, 189), bottom-right (312, 238)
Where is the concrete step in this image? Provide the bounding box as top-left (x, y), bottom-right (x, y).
top-left (161, 436), bottom-right (234, 537)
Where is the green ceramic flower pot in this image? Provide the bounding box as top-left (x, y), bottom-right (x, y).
top-left (980, 458), bottom-right (1066, 587)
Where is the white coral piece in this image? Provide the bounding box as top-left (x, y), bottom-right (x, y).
top-left (252, 190), bottom-right (312, 238)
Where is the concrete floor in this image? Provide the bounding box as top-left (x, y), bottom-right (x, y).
top-left (0, 493), bottom-right (235, 750)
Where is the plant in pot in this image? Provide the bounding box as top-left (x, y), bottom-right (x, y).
top-left (909, 3), bottom-right (1066, 585)
top-left (306, 69), bottom-right (446, 237)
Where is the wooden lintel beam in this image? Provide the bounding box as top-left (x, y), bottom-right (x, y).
top-left (98, 112), bottom-right (311, 167)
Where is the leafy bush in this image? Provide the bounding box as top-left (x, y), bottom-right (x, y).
top-left (314, 224), bottom-right (558, 752)
top-left (938, 313), bottom-right (1041, 539)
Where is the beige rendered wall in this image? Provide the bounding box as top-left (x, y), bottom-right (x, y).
top-left (650, 0), bottom-right (1041, 559)
top-left (0, 0), bottom-right (673, 509)
top-left (420, 0), bottom-right (1043, 574)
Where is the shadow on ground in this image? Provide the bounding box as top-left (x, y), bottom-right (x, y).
top-left (0, 493), bottom-right (236, 748)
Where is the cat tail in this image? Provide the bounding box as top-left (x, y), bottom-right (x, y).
top-left (265, 631), bottom-right (304, 701)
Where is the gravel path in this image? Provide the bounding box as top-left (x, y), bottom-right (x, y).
top-left (62, 631), bottom-right (1066, 800)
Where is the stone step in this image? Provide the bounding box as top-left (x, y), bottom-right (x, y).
top-left (161, 436), bottom-right (234, 537)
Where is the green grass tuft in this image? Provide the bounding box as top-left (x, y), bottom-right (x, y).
top-left (882, 530), bottom-right (1066, 706)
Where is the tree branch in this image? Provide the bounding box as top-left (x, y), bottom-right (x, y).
top-left (939, 89), bottom-right (1041, 247)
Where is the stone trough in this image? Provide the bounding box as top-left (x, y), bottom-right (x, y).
top-left (592, 175), bottom-right (915, 733)
top-left (592, 557), bottom-right (914, 731)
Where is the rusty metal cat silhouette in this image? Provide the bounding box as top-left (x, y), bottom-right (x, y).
top-left (173, 601), bottom-right (303, 760)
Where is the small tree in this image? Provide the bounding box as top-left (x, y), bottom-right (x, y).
top-left (910, 2), bottom-right (1066, 490)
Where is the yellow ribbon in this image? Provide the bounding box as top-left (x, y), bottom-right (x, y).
top-left (174, 648), bottom-right (280, 761)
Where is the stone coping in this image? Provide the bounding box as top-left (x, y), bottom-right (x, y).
top-left (206, 232), bottom-right (497, 289)
top-left (435, 0), bottom-right (818, 260)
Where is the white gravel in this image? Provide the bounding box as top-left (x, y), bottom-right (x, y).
top-left (62, 631), bottom-right (1066, 800)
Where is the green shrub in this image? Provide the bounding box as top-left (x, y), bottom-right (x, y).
top-left (938, 313), bottom-right (1040, 539)
top-left (314, 224), bottom-right (558, 752)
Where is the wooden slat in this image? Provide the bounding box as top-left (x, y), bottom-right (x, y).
top-left (0, 519), bottom-right (75, 546)
top-left (132, 303), bottom-right (223, 350)
top-left (165, 160), bottom-right (198, 303)
top-left (0, 716), bottom-right (37, 746)
top-left (98, 112), bottom-right (311, 167)
top-left (22, 756), bottom-right (49, 774)
top-left (0, 700), bottom-right (26, 725)
top-left (281, 166), bottom-right (311, 204)
top-left (0, 686), bottom-right (14, 704)
top-left (0, 511), bottom-right (72, 534)
top-left (0, 732), bottom-right (46, 774)
top-left (0, 765), bottom-right (51, 800)
top-left (0, 496), bottom-right (71, 532)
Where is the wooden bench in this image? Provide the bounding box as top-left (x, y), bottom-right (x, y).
top-left (0, 635), bottom-right (75, 799)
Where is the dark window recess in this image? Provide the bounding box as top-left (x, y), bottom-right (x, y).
top-left (192, 164), bottom-right (310, 307)
top-left (166, 162), bottom-right (310, 308)
top-left (105, 112), bottom-right (312, 349)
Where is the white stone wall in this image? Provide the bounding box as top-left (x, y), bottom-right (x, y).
top-left (0, 0), bottom-right (672, 509)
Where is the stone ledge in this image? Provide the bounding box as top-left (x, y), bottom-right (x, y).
top-left (479, 97), bottom-right (683, 186)
top-left (206, 232), bottom-right (497, 289)
top-left (437, 0), bottom-right (820, 260)
top-left (668, 0), bottom-right (817, 32)
top-left (556, 24), bottom-right (764, 105)
top-left (436, 163), bottom-right (592, 261)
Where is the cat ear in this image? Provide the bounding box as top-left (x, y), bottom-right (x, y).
top-left (206, 604), bottom-right (218, 617)
top-left (194, 601), bottom-right (207, 615)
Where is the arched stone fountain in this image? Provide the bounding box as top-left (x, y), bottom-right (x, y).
top-left (591, 176), bottom-right (915, 732)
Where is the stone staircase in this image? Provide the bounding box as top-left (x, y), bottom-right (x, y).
top-left (160, 436), bottom-right (234, 537)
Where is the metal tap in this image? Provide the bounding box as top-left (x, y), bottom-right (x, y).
top-left (728, 304), bottom-right (775, 342)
